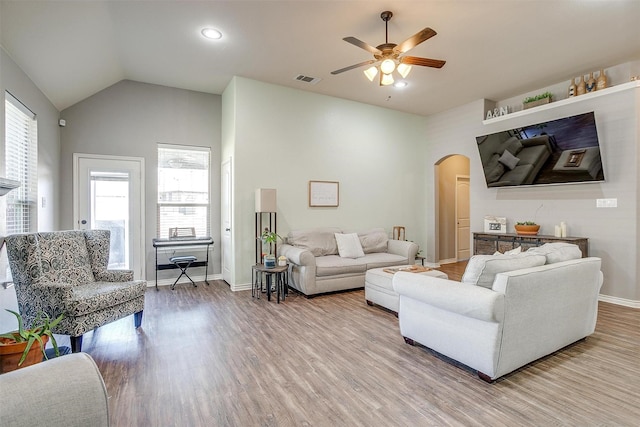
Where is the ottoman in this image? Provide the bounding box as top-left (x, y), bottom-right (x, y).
top-left (365, 265), bottom-right (448, 313)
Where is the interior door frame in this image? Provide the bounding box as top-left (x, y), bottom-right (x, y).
top-left (221, 158), bottom-right (233, 285)
top-left (72, 153), bottom-right (146, 279)
top-left (455, 174), bottom-right (470, 261)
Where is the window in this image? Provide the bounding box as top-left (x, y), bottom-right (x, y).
top-left (5, 92), bottom-right (38, 234)
top-left (157, 144), bottom-right (210, 238)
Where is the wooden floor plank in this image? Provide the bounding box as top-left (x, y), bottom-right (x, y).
top-left (58, 274), bottom-right (640, 426)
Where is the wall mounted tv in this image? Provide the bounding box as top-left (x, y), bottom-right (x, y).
top-left (475, 112), bottom-right (605, 188)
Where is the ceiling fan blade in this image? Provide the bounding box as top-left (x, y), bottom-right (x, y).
top-left (331, 59), bottom-right (378, 75)
top-left (400, 56), bottom-right (446, 68)
top-left (394, 27), bottom-right (437, 54)
top-left (343, 37), bottom-right (381, 55)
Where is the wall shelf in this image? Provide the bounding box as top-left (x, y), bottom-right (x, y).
top-left (483, 80), bottom-right (640, 125)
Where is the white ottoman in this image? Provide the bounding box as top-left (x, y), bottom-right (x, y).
top-left (365, 265), bottom-right (448, 313)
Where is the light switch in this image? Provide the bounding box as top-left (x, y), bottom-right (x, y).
top-left (596, 198), bottom-right (617, 208)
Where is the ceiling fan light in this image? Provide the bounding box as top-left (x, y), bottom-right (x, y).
top-left (364, 66), bottom-right (378, 81)
top-left (397, 63), bottom-right (412, 78)
top-left (381, 73), bottom-right (394, 86)
top-left (380, 59), bottom-right (396, 74)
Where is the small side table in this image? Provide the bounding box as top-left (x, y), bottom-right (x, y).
top-left (415, 255), bottom-right (425, 266)
top-left (252, 264), bottom-right (288, 303)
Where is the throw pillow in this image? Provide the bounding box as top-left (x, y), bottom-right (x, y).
top-left (462, 253), bottom-right (547, 289)
top-left (526, 243), bottom-right (582, 264)
top-left (493, 246), bottom-right (521, 256)
top-left (334, 233), bottom-right (365, 258)
top-left (498, 149), bottom-right (520, 170)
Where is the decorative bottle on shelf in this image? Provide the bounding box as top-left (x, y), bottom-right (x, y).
top-left (568, 78), bottom-right (577, 97)
top-left (576, 75), bottom-right (586, 96)
top-left (596, 68), bottom-right (608, 90)
top-left (586, 72), bottom-right (596, 93)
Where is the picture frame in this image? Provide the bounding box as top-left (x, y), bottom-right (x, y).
top-left (308, 180), bottom-right (339, 207)
top-left (484, 215), bottom-right (507, 234)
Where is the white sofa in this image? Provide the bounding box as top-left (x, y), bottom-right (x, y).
top-left (279, 227), bottom-right (418, 296)
top-left (393, 244), bottom-right (602, 381)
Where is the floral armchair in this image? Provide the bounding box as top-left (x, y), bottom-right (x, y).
top-left (5, 229), bottom-right (146, 352)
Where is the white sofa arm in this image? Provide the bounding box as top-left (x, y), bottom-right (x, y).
top-left (387, 240), bottom-right (419, 260)
top-left (0, 353), bottom-right (109, 426)
top-left (279, 244), bottom-right (316, 266)
top-left (393, 272), bottom-right (504, 322)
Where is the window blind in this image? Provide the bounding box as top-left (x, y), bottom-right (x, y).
top-left (157, 144), bottom-right (210, 238)
top-left (5, 92), bottom-right (38, 234)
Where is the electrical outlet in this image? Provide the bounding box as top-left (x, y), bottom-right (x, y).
top-left (596, 198), bottom-right (617, 208)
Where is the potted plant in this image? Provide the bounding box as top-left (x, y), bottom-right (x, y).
top-left (0, 309), bottom-right (63, 373)
top-left (514, 221), bottom-right (540, 236)
top-left (523, 91), bottom-right (553, 109)
top-left (260, 228), bottom-right (282, 268)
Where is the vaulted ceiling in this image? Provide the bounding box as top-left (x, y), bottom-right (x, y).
top-left (1, 1), bottom-right (639, 116)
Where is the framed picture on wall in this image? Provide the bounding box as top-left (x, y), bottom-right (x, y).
top-left (308, 181), bottom-right (339, 207)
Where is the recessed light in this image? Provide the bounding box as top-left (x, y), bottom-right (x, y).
top-left (394, 81), bottom-right (408, 88)
top-left (201, 28), bottom-right (222, 40)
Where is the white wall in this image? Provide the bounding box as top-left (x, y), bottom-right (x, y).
top-left (60, 80), bottom-right (222, 282)
top-left (223, 77), bottom-right (428, 288)
top-left (0, 48), bottom-right (60, 332)
top-left (425, 79), bottom-right (640, 305)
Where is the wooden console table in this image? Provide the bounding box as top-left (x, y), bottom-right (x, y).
top-left (473, 232), bottom-right (588, 257)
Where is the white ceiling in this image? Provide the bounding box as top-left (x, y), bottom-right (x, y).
top-left (1, 1), bottom-right (639, 116)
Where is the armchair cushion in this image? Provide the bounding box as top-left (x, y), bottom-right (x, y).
top-left (33, 231), bottom-right (96, 285)
top-left (64, 281), bottom-right (148, 316)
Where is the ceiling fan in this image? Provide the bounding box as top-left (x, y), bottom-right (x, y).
top-left (331, 11), bottom-right (446, 86)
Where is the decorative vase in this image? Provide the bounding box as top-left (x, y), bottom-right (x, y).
top-left (568, 78), bottom-right (577, 97)
top-left (596, 69), bottom-right (607, 91)
top-left (576, 75), bottom-right (586, 95)
top-left (586, 72), bottom-right (596, 93)
top-left (264, 254), bottom-right (276, 268)
top-left (514, 224), bottom-right (540, 236)
top-left (0, 334), bottom-right (48, 373)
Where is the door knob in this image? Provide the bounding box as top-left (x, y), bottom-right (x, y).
top-left (81, 220), bottom-right (87, 225)
top-left (225, 228), bottom-right (231, 232)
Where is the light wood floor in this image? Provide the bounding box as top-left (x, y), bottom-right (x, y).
top-left (63, 269), bottom-right (639, 426)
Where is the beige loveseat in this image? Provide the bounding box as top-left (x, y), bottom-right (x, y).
top-left (393, 243), bottom-right (602, 381)
top-left (279, 227), bottom-right (418, 296)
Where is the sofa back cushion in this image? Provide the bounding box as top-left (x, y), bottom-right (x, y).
top-left (287, 227), bottom-right (341, 256)
top-left (526, 242), bottom-right (583, 263)
top-left (462, 253), bottom-right (546, 289)
top-left (357, 228), bottom-right (389, 253)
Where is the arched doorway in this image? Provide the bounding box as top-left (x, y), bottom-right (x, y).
top-left (435, 154), bottom-right (470, 264)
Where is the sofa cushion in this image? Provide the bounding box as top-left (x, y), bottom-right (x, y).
top-left (357, 228), bottom-right (389, 253)
top-left (287, 227), bottom-right (341, 256)
top-left (526, 242), bottom-right (582, 263)
top-left (315, 255), bottom-right (367, 276)
top-left (498, 149), bottom-right (520, 170)
top-left (503, 136), bottom-right (524, 156)
top-left (462, 253), bottom-right (547, 289)
top-left (335, 233), bottom-right (365, 258)
top-left (363, 252), bottom-right (408, 269)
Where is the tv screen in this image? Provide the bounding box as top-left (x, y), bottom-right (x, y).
top-left (475, 112), bottom-right (605, 188)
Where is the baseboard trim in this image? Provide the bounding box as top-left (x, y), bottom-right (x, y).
top-left (598, 294), bottom-right (640, 308)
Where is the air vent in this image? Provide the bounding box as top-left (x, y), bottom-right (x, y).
top-left (294, 74), bottom-right (321, 85)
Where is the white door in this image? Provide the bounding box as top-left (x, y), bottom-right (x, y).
top-left (455, 175), bottom-right (470, 261)
top-left (74, 154), bottom-right (145, 279)
top-left (221, 159), bottom-right (233, 284)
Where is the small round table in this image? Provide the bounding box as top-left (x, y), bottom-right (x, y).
top-left (252, 264), bottom-right (288, 303)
